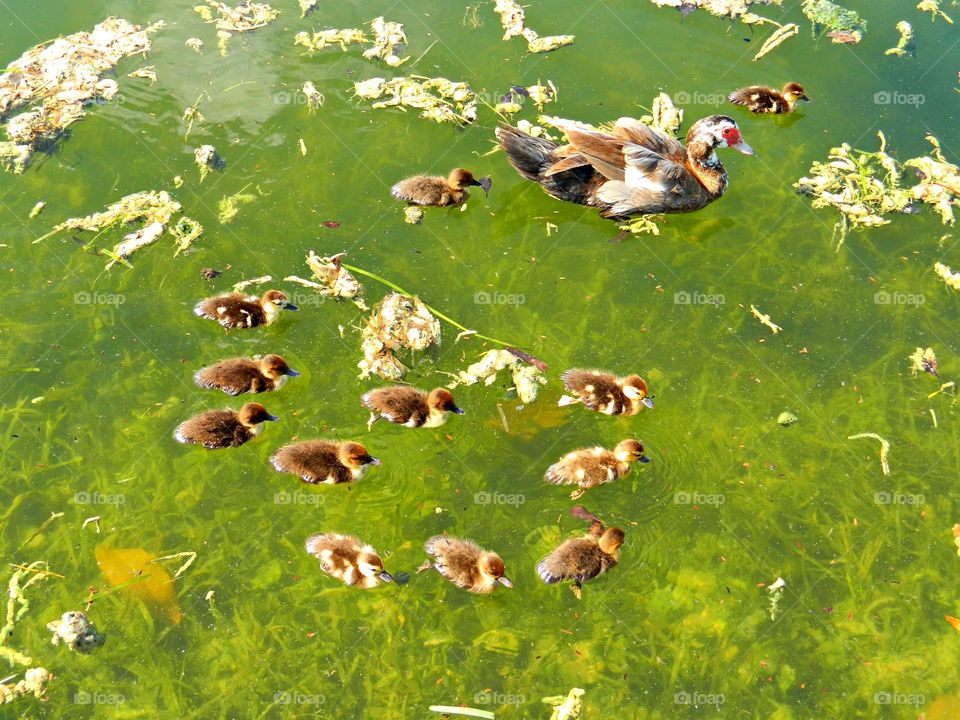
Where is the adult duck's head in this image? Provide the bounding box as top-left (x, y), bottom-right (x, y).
top-left (687, 115), bottom-right (754, 157)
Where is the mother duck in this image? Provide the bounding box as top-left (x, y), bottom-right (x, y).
top-left (496, 115), bottom-right (753, 217)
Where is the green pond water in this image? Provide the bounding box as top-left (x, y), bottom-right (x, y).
top-left (2, 0), bottom-right (960, 717)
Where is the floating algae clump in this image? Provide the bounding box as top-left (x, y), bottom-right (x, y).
top-left (47, 611), bottom-right (104, 653)
top-left (353, 76), bottom-right (477, 126)
top-left (904, 135), bottom-right (960, 226)
top-left (34, 190), bottom-right (191, 267)
top-left (194, 0), bottom-right (279, 55)
top-left (797, 132), bottom-right (959, 245)
top-left (294, 28), bottom-right (367, 52)
top-left (885, 21), bottom-right (916, 57)
top-left (363, 17), bottom-right (409, 67)
top-left (493, 0), bottom-right (575, 53)
top-left (935, 261), bottom-right (960, 291)
top-left (794, 132), bottom-right (914, 245)
top-left (908, 347), bottom-right (938, 377)
top-left (542, 687), bottom-right (585, 720)
top-left (801, 0), bottom-right (866, 43)
top-left (0, 667), bottom-right (53, 703)
top-left (284, 251), bottom-right (367, 310)
top-left (358, 292), bottom-right (441, 380)
top-left (0, 17), bottom-right (161, 172)
top-left (448, 349), bottom-right (547, 403)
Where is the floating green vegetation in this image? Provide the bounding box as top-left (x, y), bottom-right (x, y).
top-left (353, 76), bottom-right (477, 126)
top-left (0, 17), bottom-right (161, 172)
top-left (494, 0), bottom-right (575, 53)
top-left (795, 131), bottom-right (959, 246)
top-left (801, 0), bottom-right (866, 43)
top-left (194, 0), bottom-right (279, 55)
top-left (217, 186), bottom-right (257, 224)
top-left (885, 21), bottom-right (916, 57)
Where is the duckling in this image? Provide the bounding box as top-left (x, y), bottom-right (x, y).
top-left (537, 526), bottom-right (624, 597)
top-left (194, 354), bottom-right (299, 395)
top-left (194, 290), bottom-right (298, 329)
top-left (728, 82), bottom-right (809, 114)
top-left (391, 168), bottom-right (492, 207)
top-left (545, 439), bottom-right (650, 499)
top-left (422, 535), bottom-right (512, 593)
top-left (270, 440), bottom-right (380, 484)
top-left (558, 369), bottom-right (653, 416)
top-left (361, 386), bottom-right (464, 431)
top-left (174, 402), bottom-right (277, 449)
top-left (304, 533), bottom-right (393, 588)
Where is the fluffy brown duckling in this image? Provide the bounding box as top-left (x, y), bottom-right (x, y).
top-left (558, 369), bottom-right (654, 416)
top-left (361, 386), bottom-right (463, 431)
top-left (270, 440), bottom-right (380, 484)
top-left (537, 526), bottom-right (624, 597)
top-left (422, 535), bottom-right (512, 593)
top-left (304, 533), bottom-right (393, 588)
top-left (174, 402), bottom-right (277, 449)
top-left (728, 82), bottom-right (810, 114)
top-left (194, 354), bottom-right (300, 395)
top-left (194, 290), bottom-right (298, 329)
top-left (545, 439), bottom-right (650, 499)
top-left (391, 168), bottom-right (492, 207)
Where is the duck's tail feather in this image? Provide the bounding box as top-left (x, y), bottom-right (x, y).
top-left (496, 123), bottom-right (557, 181)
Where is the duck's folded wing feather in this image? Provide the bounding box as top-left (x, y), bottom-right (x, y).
top-left (561, 129), bottom-right (626, 182)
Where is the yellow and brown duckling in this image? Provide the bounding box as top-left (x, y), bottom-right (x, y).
top-left (558, 369), bottom-right (653, 416)
top-left (537, 524), bottom-right (624, 597)
top-left (194, 289), bottom-right (298, 329)
top-left (174, 402), bottom-right (277, 449)
top-left (391, 168), bottom-right (492, 207)
top-left (304, 533), bottom-right (393, 588)
top-left (728, 82), bottom-right (809, 114)
top-left (545, 439), bottom-right (650, 499)
top-left (361, 386), bottom-right (463, 431)
top-left (422, 535), bottom-right (512, 593)
top-left (194, 354), bottom-right (299, 395)
top-left (270, 440), bottom-right (380, 484)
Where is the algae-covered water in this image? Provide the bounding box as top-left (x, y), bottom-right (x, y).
top-left (2, 0), bottom-right (960, 718)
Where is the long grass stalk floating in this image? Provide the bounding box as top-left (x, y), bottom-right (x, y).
top-left (848, 432), bottom-right (891, 476)
top-left (341, 262), bottom-right (545, 367)
top-left (428, 706), bottom-right (495, 719)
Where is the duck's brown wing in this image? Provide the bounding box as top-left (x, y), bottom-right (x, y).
top-left (728, 86), bottom-right (780, 113)
top-left (362, 387), bottom-right (428, 426)
top-left (557, 128), bottom-right (626, 182)
top-left (536, 538), bottom-right (605, 584)
top-left (425, 536), bottom-right (482, 590)
top-left (561, 370), bottom-right (628, 413)
top-left (271, 440), bottom-right (350, 484)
